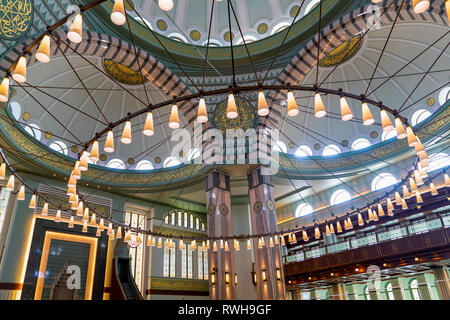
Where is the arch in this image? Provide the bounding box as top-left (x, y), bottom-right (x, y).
top-left (322, 144), bottom-right (341, 156)
top-left (168, 32), bottom-right (188, 43)
top-left (351, 138), bottom-right (371, 150)
top-left (273, 141), bottom-right (287, 153)
top-left (186, 148), bottom-right (201, 161)
top-left (305, 0), bottom-right (321, 15)
top-left (409, 279), bottom-right (421, 300)
top-left (24, 123), bottom-right (41, 140)
top-left (411, 109), bottom-right (431, 126)
top-left (382, 130), bottom-right (397, 141)
top-left (49, 140), bottom-right (68, 156)
top-left (386, 282), bottom-right (395, 300)
top-left (295, 203), bottom-right (313, 218)
top-left (136, 160), bottom-right (154, 170)
top-left (438, 86), bottom-right (450, 106)
top-left (371, 173), bottom-right (397, 191)
top-left (163, 156), bottom-right (180, 168)
top-left (235, 35), bottom-right (257, 45)
top-left (106, 158), bottom-right (126, 170)
top-left (295, 145), bottom-right (313, 157)
top-left (426, 152), bottom-right (449, 172)
top-left (330, 189), bottom-right (351, 206)
top-left (8, 101), bottom-right (21, 120)
top-left (163, 210), bottom-right (206, 231)
top-left (271, 21), bottom-right (291, 35)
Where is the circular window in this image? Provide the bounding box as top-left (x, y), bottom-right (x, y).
top-left (295, 145), bottom-right (313, 157)
top-left (411, 109), bottom-right (431, 126)
top-left (49, 141), bottom-right (68, 155)
top-left (322, 144), bottom-right (341, 156)
top-left (106, 158), bottom-right (126, 170)
top-left (351, 138), bottom-right (371, 150)
top-left (371, 173), bottom-right (397, 191)
top-left (330, 189), bottom-right (351, 206)
top-left (24, 123), bottom-right (41, 140)
top-left (136, 160), bottom-right (154, 170)
top-left (295, 203), bottom-right (313, 217)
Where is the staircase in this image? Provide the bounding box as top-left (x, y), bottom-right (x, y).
top-left (121, 282), bottom-right (138, 300)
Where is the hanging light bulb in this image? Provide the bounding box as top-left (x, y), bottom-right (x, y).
top-left (395, 192), bottom-right (403, 205)
top-left (415, 171), bottom-right (424, 186)
top-left (247, 239), bottom-right (252, 250)
top-left (346, 217), bottom-right (353, 230)
top-left (158, 0), bottom-right (174, 11)
top-left (302, 230), bottom-right (309, 241)
top-left (96, 226), bottom-right (101, 237)
top-left (446, 0), bottom-right (450, 23)
top-left (157, 237), bottom-right (162, 248)
top-left (373, 210), bottom-right (379, 221)
top-left (5, 174), bottom-right (14, 191)
top-left (226, 92), bottom-right (238, 119)
top-left (68, 216), bottom-right (75, 228)
top-left (387, 198), bottom-right (394, 215)
top-left (107, 223), bottom-right (113, 236)
top-left (90, 213), bottom-right (96, 225)
top-left (224, 240), bottom-right (229, 251)
top-left (179, 241), bottom-right (185, 251)
top-left (29, 194), bottom-right (36, 209)
top-left (136, 234), bottom-right (142, 245)
top-left (336, 221), bottom-right (342, 233)
top-left (258, 238), bottom-right (263, 249)
top-left (292, 233), bottom-right (297, 244)
top-left (234, 239), bottom-right (240, 251)
top-left (258, 90), bottom-right (269, 116)
top-left (269, 237), bottom-right (274, 248)
top-left (70, 198), bottom-right (78, 210)
top-left (36, 35), bottom-right (51, 63)
top-left (206, 240), bottom-right (210, 250)
top-left (445, 174), bottom-right (450, 187)
top-left (201, 241), bottom-right (206, 252)
top-left (68, 193), bottom-right (77, 204)
top-left (72, 162), bottom-right (81, 180)
top-left (358, 212), bottom-right (364, 226)
top-left (219, 239), bottom-right (224, 249)
top-left (314, 227), bottom-right (321, 239)
top-left (429, 182), bottom-right (438, 196)
top-left (314, 93), bottom-right (326, 118)
top-left (18, 185), bottom-right (25, 200)
top-left (0, 162), bottom-right (5, 180)
top-left (82, 221), bottom-right (88, 233)
top-left (213, 241), bottom-right (218, 252)
top-left (403, 185), bottom-right (411, 199)
top-left (82, 208), bottom-right (89, 222)
top-left (124, 230), bottom-right (131, 242)
top-left (169, 103), bottom-right (180, 129)
top-left (76, 201), bottom-right (83, 216)
top-left (151, 236), bottom-right (156, 247)
top-left (143, 112), bottom-right (154, 136)
top-left (0, 77), bottom-right (10, 102)
top-left (280, 235), bottom-right (286, 246)
top-left (413, 0), bottom-right (430, 14)
top-left (111, 0), bottom-right (126, 25)
top-left (340, 96), bottom-right (353, 121)
top-left (274, 235), bottom-right (279, 245)
top-left (110, 229), bottom-right (115, 240)
top-left (197, 97), bottom-right (208, 123)
top-left (415, 191), bottom-right (423, 204)
top-left (79, 152), bottom-right (89, 171)
top-left (368, 208), bottom-right (373, 222)
top-left (116, 226), bottom-right (122, 239)
top-left (410, 177), bottom-right (418, 193)
top-left (99, 218), bottom-right (105, 231)
top-left (121, 120), bottom-right (132, 144)
top-left (41, 202), bottom-right (48, 216)
top-left (325, 224), bottom-right (331, 236)
top-left (395, 118), bottom-right (407, 139)
top-left (361, 102), bottom-right (375, 125)
top-left (288, 233), bottom-right (292, 244)
top-left (89, 141), bottom-right (99, 162)
top-left (415, 140), bottom-right (425, 156)
top-left (12, 56), bottom-right (27, 83)
top-left (401, 198), bottom-right (408, 210)
top-left (286, 90), bottom-right (299, 117)
top-left (380, 110), bottom-right (394, 132)
top-left (406, 126), bottom-right (418, 147)
top-left (104, 130), bottom-right (115, 153)
top-left (67, 14), bottom-right (83, 43)
top-left (55, 209), bottom-right (61, 223)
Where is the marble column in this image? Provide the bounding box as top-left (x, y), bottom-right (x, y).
top-left (247, 166), bottom-right (285, 300)
top-left (206, 170), bottom-right (236, 300)
top-left (331, 283), bottom-right (346, 300)
top-left (431, 266), bottom-right (450, 300)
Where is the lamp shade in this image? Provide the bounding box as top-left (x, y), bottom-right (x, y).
top-left (121, 120), bottom-right (132, 144)
top-left (0, 162), bottom-right (5, 180)
top-left (413, 0), bottom-right (430, 14)
top-left (169, 104), bottom-right (180, 129)
top-left (12, 56), bottom-right (27, 83)
top-left (415, 191), bottom-right (423, 203)
top-left (89, 141), bottom-right (99, 162)
top-left (401, 198), bottom-right (408, 210)
top-left (76, 201), bottom-right (83, 216)
top-left (82, 208), bottom-right (89, 222)
top-left (79, 152), bottom-right (89, 171)
top-left (340, 97), bottom-right (353, 121)
top-left (380, 110), bottom-right (394, 132)
top-left (104, 130), bottom-right (114, 153)
top-left (406, 126), bottom-right (418, 146)
top-left (395, 191), bottom-right (402, 205)
top-left (143, 112), bottom-right (154, 136)
top-left (158, 0), bottom-right (174, 11)
top-left (403, 184), bottom-right (411, 198)
top-left (395, 118), bottom-right (407, 139)
top-left (361, 102), bottom-right (375, 125)
top-left (68, 216), bottom-right (75, 228)
top-left (336, 221), bottom-right (342, 233)
top-left (29, 194), bottom-right (36, 209)
top-left (18, 185), bottom-right (25, 200)
top-left (111, 0), bottom-right (126, 25)
top-left (36, 35), bottom-right (51, 63)
top-left (258, 91), bottom-right (269, 116)
top-left (314, 227), bottom-right (321, 239)
top-left (387, 198), bottom-right (394, 215)
top-left (197, 97), bottom-right (208, 123)
top-left (247, 239), bottom-right (252, 250)
top-left (82, 221), bottom-right (88, 233)
top-left (0, 77), bottom-right (10, 102)
top-left (378, 203), bottom-right (385, 217)
top-left (347, 217), bottom-right (353, 229)
top-left (226, 93), bottom-right (238, 119)
top-left (72, 161), bottom-right (81, 180)
top-left (445, 174), bottom-right (450, 187)
top-left (287, 91), bottom-right (299, 117)
top-left (314, 93), bottom-right (326, 118)
top-left (447, 0), bottom-right (450, 23)
top-left (116, 226), bottom-right (122, 239)
top-left (55, 210), bottom-right (61, 223)
top-left (90, 213), bottom-right (96, 225)
top-left (5, 174), bottom-right (14, 191)
top-left (67, 175), bottom-right (77, 188)
top-left (41, 202), bottom-right (48, 216)
top-left (67, 14), bottom-right (83, 43)
top-left (430, 182), bottom-right (438, 196)
top-left (358, 212), bottom-right (364, 226)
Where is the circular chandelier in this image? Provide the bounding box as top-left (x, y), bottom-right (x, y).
top-left (0, 0), bottom-right (448, 253)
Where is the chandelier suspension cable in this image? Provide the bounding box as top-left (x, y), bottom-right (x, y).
top-left (226, 0), bottom-right (236, 87)
top-left (315, 0), bottom-right (323, 88)
top-left (397, 42), bottom-right (449, 113)
top-left (399, 81), bottom-right (450, 113)
top-left (367, 30), bottom-right (450, 98)
top-left (201, 0), bottom-right (216, 92)
top-left (364, 0), bottom-right (405, 97)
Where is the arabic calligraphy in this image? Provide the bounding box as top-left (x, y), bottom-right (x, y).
top-left (0, 0), bottom-right (33, 40)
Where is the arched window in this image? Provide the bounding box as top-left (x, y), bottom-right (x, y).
top-left (322, 144), bottom-right (341, 156)
top-left (364, 286), bottom-right (371, 300)
top-left (295, 203), bottom-right (313, 218)
top-left (106, 158), bottom-right (125, 169)
top-left (386, 282), bottom-right (395, 300)
top-left (235, 35), bottom-right (257, 45)
top-left (438, 87), bottom-right (450, 106)
top-left (134, 17), bottom-right (153, 29)
top-left (330, 189), bottom-right (351, 206)
top-left (168, 33), bottom-right (187, 43)
top-left (295, 145), bottom-right (313, 157)
top-left (202, 39), bottom-right (221, 47)
top-left (411, 109), bottom-right (431, 126)
top-left (305, 0), bottom-right (320, 14)
top-left (8, 101), bottom-right (21, 120)
top-left (187, 148), bottom-right (201, 161)
top-left (271, 22), bottom-right (290, 35)
top-left (24, 123), bottom-right (41, 140)
top-left (382, 130), bottom-right (397, 141)
top-left (273, 141), bottom-right (287, 153)
top-left (136, 160), bottom-right (153, 170)
top-left (49, 141), bottom-right (68, 155)
top-left (410, 279), bottom-right (421, 300)
top-left (426, 152), bottom-right (449, 172)
top-left (371, 173), bottom-right (397, 191)
top-left (163, 156), bottom-right (180, 168)
top-left (351, 138), bottom-right (371, 150)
